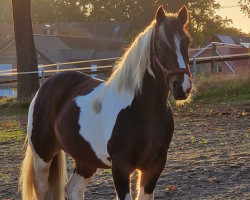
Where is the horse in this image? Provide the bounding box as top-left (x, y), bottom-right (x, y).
top-left (20, 5), bottom-right (192, 200)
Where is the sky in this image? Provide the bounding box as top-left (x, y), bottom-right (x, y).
top-left (216, 0), bottom-right (250, 33)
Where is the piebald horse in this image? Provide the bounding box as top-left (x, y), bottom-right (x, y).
top-left (20, 5), bottom-right (192, 200)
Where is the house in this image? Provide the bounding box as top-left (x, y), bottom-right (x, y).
top-left (0, 24), bottom-right (14, 48)
top-left (0, 23), bottom-right (127, 82)
top-left (0, 23), bottom-right (43, 47)
top-left (190, 34), bottom-right (250, 76)
top-left (207, 34), bottom-right (250, 48)
top-left (0, 23), bottom-right (44, 81)
top-left (55, 22), bottom-right (130, 42)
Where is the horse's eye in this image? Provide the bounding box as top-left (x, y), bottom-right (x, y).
top-left (159, 41), bottom-right (168, 48)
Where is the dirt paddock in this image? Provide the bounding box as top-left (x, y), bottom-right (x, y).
top-left (0, 101), bottom-right (249, 200)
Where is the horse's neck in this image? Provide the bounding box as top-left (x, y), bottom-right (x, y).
top-left (133, 69), bottom-right (169, 112)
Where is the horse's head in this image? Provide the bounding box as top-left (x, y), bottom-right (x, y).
top-left (152, 6), bottom-right (191, 100)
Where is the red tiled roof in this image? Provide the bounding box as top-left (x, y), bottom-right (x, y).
top-left (231, 48), bottom-right (249, 67)
top-left (188, 48), bottom-right (200, 58)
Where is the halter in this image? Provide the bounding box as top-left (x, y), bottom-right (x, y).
top-left (151, 26), bottom-right (191, 78)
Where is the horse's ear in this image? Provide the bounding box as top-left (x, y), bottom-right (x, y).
top-left (177, 6), bottom-right (189, 26)
top-left (156, 6), bottom-right (165, 24)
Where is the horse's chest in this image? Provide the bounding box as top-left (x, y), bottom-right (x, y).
top-left (108, 111), bottom-right (173, 166)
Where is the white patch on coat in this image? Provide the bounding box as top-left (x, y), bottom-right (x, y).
top-left (27, 92), bottom-right (38, 143)
top-left (33, 152), bottom-right (51, 199)
top-left (174, 34), bottom-right (186, 69)
top-left (65, 173), bottom-right (93, 200)
top-left (182, 74), bottom-right (191, 97)
top-left (75, 82), bottom-right (135, 166)
top-left (159, 24), bottom-right (170, 48)
top-left (26, 92), bottom-right (44, 154)
top-left (174, 34), bottom-right (191, 96)
top-left (137, 187), bottom-right (154, 200)
top-left (26, 92), bottom-right (53, 198)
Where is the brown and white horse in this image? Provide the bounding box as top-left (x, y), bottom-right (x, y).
top-left (20, 5), bottom-right (192, 200)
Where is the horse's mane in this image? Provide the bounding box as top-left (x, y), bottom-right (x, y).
top-left (106, 20), bottom-right (156, 94)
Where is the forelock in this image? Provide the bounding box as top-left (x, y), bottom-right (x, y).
top-left (158, 16), bottom-right (189, 47)
top-left (158, 17), bottom-right (179, 50)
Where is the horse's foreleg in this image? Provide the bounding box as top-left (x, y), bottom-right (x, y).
top-left (136, 157), bottom-right (166, 200)
top-left (112, 158), bottom-right (134, 200)
top-left (65, 165), bottom-right (96, 200)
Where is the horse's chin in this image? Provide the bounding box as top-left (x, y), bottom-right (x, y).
top-left (175, 92), bottom-right (193, 106)
top-left (172, 90), bottom-right (188, 100)
top-left (173, 94), bottom-right (188, 101)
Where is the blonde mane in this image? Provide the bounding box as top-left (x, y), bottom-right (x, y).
top-left (106, 21), bottom-right (156, 93)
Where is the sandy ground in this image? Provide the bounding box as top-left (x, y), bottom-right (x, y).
top-left (0, 101), bottom-right (249, 200)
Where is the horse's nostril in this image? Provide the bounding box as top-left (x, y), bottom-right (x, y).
top-left (173, 81), bottom-right (177, 88)
top-left (173, 81), bottom-right (182, 90)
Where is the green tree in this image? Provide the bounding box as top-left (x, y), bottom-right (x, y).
top-left (86, 0), bottom-right (240, 45)
top-left (31, 0), bottom-right (87, 23)
top-left (24, 0), bottom-right (246, 45)
top-left (238, 0), bottom-right (250, 16)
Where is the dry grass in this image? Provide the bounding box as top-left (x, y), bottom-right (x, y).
top-left (196, 72), bottom-right (250, 102)
top-left (0, 97), bottom-right (30, 116)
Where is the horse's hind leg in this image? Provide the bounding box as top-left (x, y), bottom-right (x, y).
top-left (136, 157), bottom-right (166, 200)
top-left (32, 151), bottom-right (52, 199)
top-left (65, 162), bottom-right (96, 200)
top-left (32, 148), bottom-right (66, 200)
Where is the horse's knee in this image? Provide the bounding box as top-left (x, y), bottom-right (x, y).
top-left (65, 172), bottom-right (94, 200)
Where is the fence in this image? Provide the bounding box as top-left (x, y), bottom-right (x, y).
top-left (0, 51), bottom-right (249, 97)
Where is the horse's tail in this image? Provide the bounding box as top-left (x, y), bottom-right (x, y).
top-left (19, 144), bottom-right (36, 200)
top-left (20, 144), bottom-right (67, 200)
top-left (47, 150), bottom-right (67, 200)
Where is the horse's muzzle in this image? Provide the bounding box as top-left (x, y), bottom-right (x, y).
top-left (172, 80), bottom-right (190, 100)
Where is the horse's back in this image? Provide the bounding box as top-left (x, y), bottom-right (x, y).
top-left (29, 71), bottom-right (102, 162)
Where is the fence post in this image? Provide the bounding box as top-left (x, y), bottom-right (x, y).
top-left (41, 69), bottom-right (45, 84)
top-left (57, 62), bottom-right (60, 73)
top-left (193, 56), bottom-right (197, 98)
top-left (211, 43), bottom-right (216, 74)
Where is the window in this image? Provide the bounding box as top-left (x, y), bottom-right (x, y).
top-left (216, 66), bottom-right (223, 72)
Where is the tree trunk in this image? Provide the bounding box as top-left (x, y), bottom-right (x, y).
top-left (12, 0), bottom-right (39, 101)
